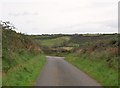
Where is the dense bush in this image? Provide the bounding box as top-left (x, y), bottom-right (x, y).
top-left (2, 28), bottom-right (42, 73)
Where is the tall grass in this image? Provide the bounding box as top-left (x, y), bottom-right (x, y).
top-left (2, 23), bottom-right (46, 86)
top-left (65, 53), bottom-right (118, 86)
top-left (2, 54), bottom-right (46, 86)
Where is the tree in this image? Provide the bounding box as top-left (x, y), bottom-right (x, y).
top-left (0, 20), bottom-right (16, 30)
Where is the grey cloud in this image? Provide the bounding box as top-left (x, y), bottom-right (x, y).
top-left (9, 12), bottom-right (39, 16)
top-left (92, 2), bottom-right (114, 8)
top-left (51, 24), bottom-right (81, 31)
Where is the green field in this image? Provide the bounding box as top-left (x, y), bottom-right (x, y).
top-left (38, 36), bottom-right (70, 47)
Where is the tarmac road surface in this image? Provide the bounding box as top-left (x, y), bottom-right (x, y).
top-left (36, 56), bottom-right (101, 86)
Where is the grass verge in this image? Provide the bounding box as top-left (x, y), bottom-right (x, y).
top-left (2, 54), bottom-right (46, 86)
top-left (65, 53), bottom-right (118, 86)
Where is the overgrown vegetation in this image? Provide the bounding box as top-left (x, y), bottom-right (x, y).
top-left (65, 52), bottom-right (118, 86)
top-left (67, 34), bottom-right (118, 86)
top-left (3, 54), bottom-right (45, 86)
top-left (1, 21), bottom-right (45, 86)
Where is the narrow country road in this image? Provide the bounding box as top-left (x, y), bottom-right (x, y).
top-left (36, 56), bottom-right (101, 86)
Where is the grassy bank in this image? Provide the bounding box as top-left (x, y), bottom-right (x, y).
top-left (65, 53), bottom-right (118, 86)
top-left (1, 22), bottom-right (46, 86)
top-left (3, 54), bottom-right (46, 86)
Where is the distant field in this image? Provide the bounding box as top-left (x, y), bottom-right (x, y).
top-left (37, 36), bottom-right (70, 47)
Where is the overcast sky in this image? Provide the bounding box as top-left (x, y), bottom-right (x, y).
top-left (0, 0), bottom-right (119, 34)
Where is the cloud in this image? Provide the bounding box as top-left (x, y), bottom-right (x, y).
top-left (1, 0), bottom-right (118, 34)
top-left (8, 12), bottom-right (39, 16)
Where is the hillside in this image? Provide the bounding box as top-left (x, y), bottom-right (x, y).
top-left (2, 28), bottom-right (42, 72)
top-left (67, 34), bottom-right (118, 86)
top-left (39, 36), bottom-right (70, 47)
top-left (2, 22), bottom-right (46, 86)
top-left (31, 34), bottom-right (71, 47)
